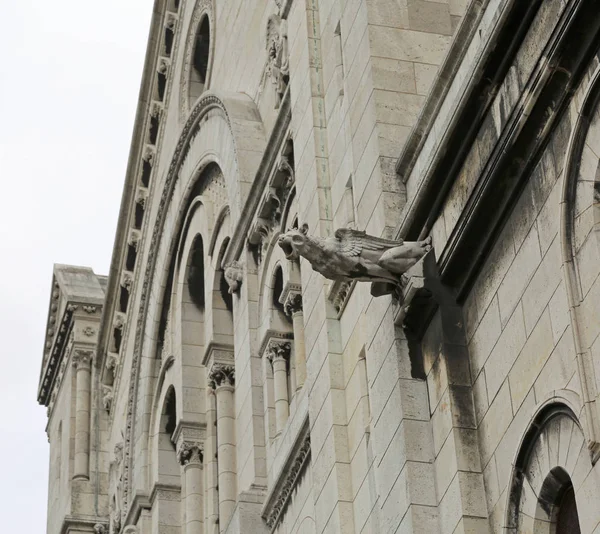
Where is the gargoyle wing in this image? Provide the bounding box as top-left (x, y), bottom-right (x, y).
top-left (334, 228), bottom-right (403, 257)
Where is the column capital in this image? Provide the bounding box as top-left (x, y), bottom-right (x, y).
top-left (283, 291), bottom-right (303, 317)
top-left (267, 341), bottom-right (291, 365)
top-left (177, 440), bottom-right (204, 466)
top-left (72, 349), bottom-right (94, 369)
top-left (208, 364), bottom-right (235, 389)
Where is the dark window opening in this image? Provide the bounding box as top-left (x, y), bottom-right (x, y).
top-left (119, 285), bottom-right (130, 313)
top-left (113, 327), bottom-right (122, 353)
top-left (219, 271), bottom-right (233, 313)
top-left (164, 388), bottom-right (177, 441)
top-left (126, 244), bottom-right (137, 272)
top-left (190, 16), bottom-right (210, 102)
top-left (165, 27), bottom-right (174, 57)
top-left (188, 237), bottom-right (205, 309)
top-left (174, 0), bottom-right (180, 10)
top-left (141, 159), bottom-right (152, 188)
top-left (157, 72), bottom-right (167, 101)
top-left (556, 485), bottom-right (581, 534)
top-left (273, 266), bottom-right (285, 315)
top-left (149, 115), bottom-right (159, 145)
top-left (134, 202), bottom-right (144, 230)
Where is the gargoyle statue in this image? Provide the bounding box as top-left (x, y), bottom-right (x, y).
top-left (278, 224), bottom-right (432, 296)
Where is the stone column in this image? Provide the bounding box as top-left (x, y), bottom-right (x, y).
top-left (205, 387), bottom-right (219, 533)
top-left (267, 342), bottom-right (291, 434)
top-left (177, 441), bottom-right (204, 534)
top-left (210, 365), bottom-right (236, 533)
top-left (72, 349), bottom-right (93, 480)
top-left (284, 292), bottom-right (306, 390)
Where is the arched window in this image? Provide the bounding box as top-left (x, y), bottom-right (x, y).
top-left (189, 15), bottom-right (211, 103)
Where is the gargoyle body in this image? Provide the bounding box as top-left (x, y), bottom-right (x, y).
top-left (278, 225), bottom-right (432, 296)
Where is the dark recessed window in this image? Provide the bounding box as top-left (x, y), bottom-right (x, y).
top-left (190, 15), bottom-right (210, 103)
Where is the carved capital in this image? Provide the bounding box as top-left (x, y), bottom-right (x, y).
top-left (224, 260), bottom-right (243, 294)
top-left (208, 364), bottom-right (235, 389)
top-left (106, 352), bottom-right (119, 372)
top-left (266, 341), bottom-right (291, 365)
top-left (72, 349), bottom-right (93, 369)
top-left (177, 441), bottom-right (204, 466)
top-left (283, 291), bottom-right (302, 317)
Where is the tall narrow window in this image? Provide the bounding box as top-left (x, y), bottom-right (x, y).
top-left (189, 15), bottom-right (211, 103)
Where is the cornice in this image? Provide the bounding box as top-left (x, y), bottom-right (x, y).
top-left (261, 415), bottom-right (310, 530)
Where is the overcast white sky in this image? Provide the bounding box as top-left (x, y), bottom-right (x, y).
top-left (0, 1), bottom-right (152, 530)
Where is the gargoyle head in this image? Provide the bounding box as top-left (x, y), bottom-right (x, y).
top-left (278, 224), bottom-right (311, 261)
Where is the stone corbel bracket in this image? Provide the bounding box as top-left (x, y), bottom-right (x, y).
top-left (248, 152), bottom-right (295, 262)
top-left (261, 415), bottom-right (310, 530)
top-left (393, 248), bottom-right (441, 332)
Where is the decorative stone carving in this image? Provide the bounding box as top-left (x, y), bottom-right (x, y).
top-left (177, 441), bottom-right (204, 466)
top-left (135, 187), bottom-right (149, 208)
top-left (128, 229), bottom-right (141, 250)
top-left (164, 12), bottom-right (177, 31)
top-left (262, 422), bottom-right (311, 528)
top-left (113, 313), bottom-right (126, 331)
top-left (123, 527), bottom-right (138, 534)
top-left (109, 442), bottom-right (125, 533)
top-left (266, 14), bottom-right (289, 108)
top-left (157, 57), bottom-right (170, 75)
top-left (66, 304), bottom-right (79, 313)
top-left (328, 279), bottom-right (355, 317)
top-left (83, 305), bottom-right (97, 314)
top-left (93, 524), bottom-right (107, 534)
top-left (266, 341), bottom-right (291, 365)
top-left (72, 349), bottom-right (93, 369)
top-left (82, 326), bottom-right (96, 337)
top-left (121, 272), bottom-right (134, 291)
top-left (102, 385), bottom-right (113, 412)
top-left (208, 364), bottom-right (235, 389)
top-left (278, 225), bottom-right (432, 297)
top-left (106, 352), bottom-right (119, 372)
top-left (282, 291), bottom-right (302, 317)
top-left (224, 260), bottom-right (243, 294)
top-left (142, 145), bottom-right (156, 165)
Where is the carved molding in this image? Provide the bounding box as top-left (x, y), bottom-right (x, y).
top-left (262, 417), bottom-right (311, 529)
top-left (82, 326), bottom-right (96, 337)
top-left (328, 279), bottom-right (355, 318)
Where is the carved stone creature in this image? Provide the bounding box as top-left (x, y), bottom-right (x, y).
top-left (278, 225), bottom-right (432, 296)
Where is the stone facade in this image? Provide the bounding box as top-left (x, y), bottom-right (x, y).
top-left (38, 1), bottom-right (600, 533)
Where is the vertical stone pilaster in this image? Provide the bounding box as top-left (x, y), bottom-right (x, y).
top-left (177, 441), bottom-right (204, 534)
top-left (209, 365), bottom-right (236, 533)
top-left (267, 342), bottom-right (291, 434)
top-left (72, 348), bottom-right (93, 480)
